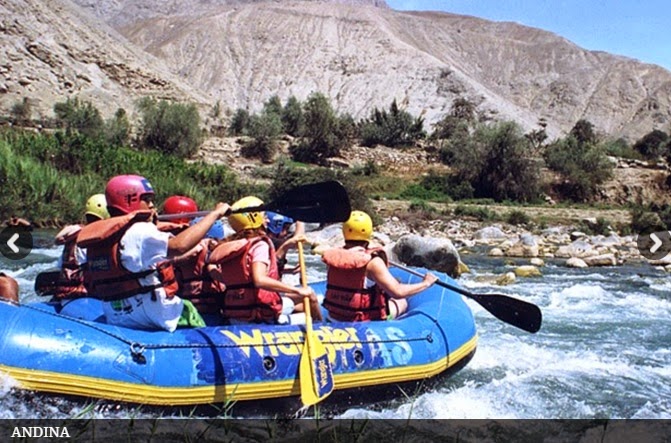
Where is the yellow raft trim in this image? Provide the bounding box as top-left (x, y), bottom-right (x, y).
top-left (0, 335), bottom-right (477, 406)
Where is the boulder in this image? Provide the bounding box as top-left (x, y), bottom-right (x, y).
top-left (583, 253), bottom-right (618, 267)
top-left (566, 257), bottom-right (588, 268)
top-left (496, 272), bottom-right (516, 286)
top-left (514, 265), bottom-right (542, 277)
top-left (392, 234), bottom-right (462, 277)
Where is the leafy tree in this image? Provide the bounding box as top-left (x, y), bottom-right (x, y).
top-left (229, 108), bottom-right (250, 136)
top-left (633, 129), bottom-right (668, 159)
top-left (10, 98), bottom-right (32, 125)
top-left (359, 99), bottom-right (425, 147)
top-left (136, 97), bottom-right (202, 158)
top-left (262, 95), bottom-right (283, 118)
top-left (241, 111), bottom-right (282, 163)
top-left (570, 119), bottom-right (598, 145)
top-left (53, 97), bottom-right (105, 140)
top-left (431, 97), bottom-right (476, 141)
top-left (544, 134), bottom-right (614, 202)
top-left (104, 108), bottom-right (131, 147)
top-left (290, 92), bottom-right (350, 165)
top-left (281, 95), bottom-right (305, 136)
top-left (442, 121), bottom-right (541, 202)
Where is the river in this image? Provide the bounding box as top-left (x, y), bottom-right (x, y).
top-left (1, 231), bottom-right (670, 420)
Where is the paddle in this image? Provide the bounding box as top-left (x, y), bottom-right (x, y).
top-left (390, 261), bottom-right (542, 333)
top-left (298, 241), bottom-right (334, 406)
top-left (34, 270), bottom-right (64, 296)
top-left (158, 180), bottom-right (351, 224)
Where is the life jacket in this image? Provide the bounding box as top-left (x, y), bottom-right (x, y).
top-left (173, 240), bottom-right (219, 314)
top-left (52, 225), bottom-right (87, 300)
top-left (322, 246), bottom-right (388, 322)
top-left (77, 211), bottom-right (178, 302)
top-left (208, 236), bottom-right (282, 323)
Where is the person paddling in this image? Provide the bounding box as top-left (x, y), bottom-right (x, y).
top-left (207, 196), bottom-right (321, 325)
top-left (322, 210), bottom-right (438, 322)
top-left (77, 174), bottom-right (230, 331)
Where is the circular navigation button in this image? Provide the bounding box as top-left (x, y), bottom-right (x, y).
top-left (637, 230), bottom-right (671, 261)
top-left (0, 226), bottom-right (33, 260)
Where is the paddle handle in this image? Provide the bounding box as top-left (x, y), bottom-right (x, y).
top-left (298, 241), bottom-right (313, 331)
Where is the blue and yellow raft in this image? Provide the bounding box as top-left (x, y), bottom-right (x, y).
top-left (0, 268), bottom-right (476, 407)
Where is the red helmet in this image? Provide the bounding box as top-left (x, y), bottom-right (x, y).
top-left (105, 175), bottom-right (155, 215)
top-left (163, 195), bottom-right (198, 224)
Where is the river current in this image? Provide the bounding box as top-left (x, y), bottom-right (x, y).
top-left (1, 231), bottom-right (670, 420)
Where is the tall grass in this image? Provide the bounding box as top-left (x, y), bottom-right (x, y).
top-left (0, 129), bottom-right (256, 225)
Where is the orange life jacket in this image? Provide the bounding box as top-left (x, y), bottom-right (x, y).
top-left (52, 226), bottom-right (87, 300)
top-left (77, 211), bottom-right (178, 302)
top-left (208, 236), bottom-right (282, 323)
top-left (322, 246), bottom-right (388, 322)
top-left (174, 240), bottom-right (219, 314)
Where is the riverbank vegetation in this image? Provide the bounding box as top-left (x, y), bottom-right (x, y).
top-left (2, 93), bottom-right (671, 232)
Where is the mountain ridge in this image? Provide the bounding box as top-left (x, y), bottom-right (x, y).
top-left (1, 0), bottom-right (670, 142)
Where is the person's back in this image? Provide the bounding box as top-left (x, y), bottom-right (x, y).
top-left (207, 196), bottom-right (319, 325)
top-left (51, 194), bottom-right (110, 301)
top-left (323, 211), bottom-right (438, 322)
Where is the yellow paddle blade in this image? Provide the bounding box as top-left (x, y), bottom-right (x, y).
top-left (298, 241), bottom-right (334, 406)
top-left (299, 333), bottom-right (334, 406)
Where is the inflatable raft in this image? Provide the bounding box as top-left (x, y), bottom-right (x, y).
top-left (0, 267), bottom-right (477, 408)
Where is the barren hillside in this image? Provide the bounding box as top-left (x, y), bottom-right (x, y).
top-left (1, 0), bottom-right (670, 142)
top-left (114, 1), bottom-right (671, 141)
top-left (0, 0), bottom-right (209, 121)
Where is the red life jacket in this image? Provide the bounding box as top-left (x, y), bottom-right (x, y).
top-left (208, 236), bottom-right (282, 323)
top-left (174, 240), bottom-right (219, 314)
top-left (52, 225), bottom-right (87, 300)
top-left (322, 246), bottom-right (388, 322)
top-left (77, 211), bottom-right (178, 301)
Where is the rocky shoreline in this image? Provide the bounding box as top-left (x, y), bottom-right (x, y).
top-left (307, 214), bottom-right (669, 287)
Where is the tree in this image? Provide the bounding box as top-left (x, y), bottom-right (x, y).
top-left (241, 111), bottom-right (282, 163)
top-left (10, 98), bottom-right (32, 125)
top-left (359, 99), bottom-right (425, 147)
top-left (570, 119), bottom-right (598, 145)
top-left (104, 108), bottom-right (131, 147)
top-left (290, 92), bottom-right (350, 165)
top-left (136, 97), bottom-right (202, 158)
top-left (229, 108), bottom-right (250, 136)
top-left (53, 97), bottom-right (105, 139)
top-left (444, 121), bottom-right (542, 202)
top-left (633, 129), bottom-right (668, 159)
top-left (281, 95), bottom-right (305, 136)
top-left (544, 134), bottom-right (614, 202)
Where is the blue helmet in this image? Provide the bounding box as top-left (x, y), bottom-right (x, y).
top-left (190, 217), bottom-right (225, 240)
top-left (265, 211), bottom-right (294, 235)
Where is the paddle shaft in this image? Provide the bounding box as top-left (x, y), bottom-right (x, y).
top-left (390, 261), bottom-right (542, 333)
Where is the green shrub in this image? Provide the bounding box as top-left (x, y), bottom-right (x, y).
top-left (359, 99), bottom-right (425, 148)
top-left (453, 205), bottom-right (495, 221)
top-left (281, 96), bottom-right (305, 137)
top-left (241, 112), bottom-right (282, 163)
top-left (229, 108), bottom-right (250, 136)
top-left (633, 130), bottom-right (668, 159)
top-left (444, 121), bottom-right (541, 202)
top-left (408, 200), bottom-right (436, 213)
top-left (505, 209), bottom-right (531, 226)
top-left (544, 128), bottom-right (614, 202)
top-left (136, 97), bottom-right (203, 158)
top-left (53, 97), bottom-right (105, 140)
top-left (290, 93), bottom-right (350, 165)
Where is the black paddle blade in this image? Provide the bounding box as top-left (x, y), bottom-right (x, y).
top-left (34, 270), bottom-right (61, 296)
top-left (466, 292), bottom-right (542, 333)
top-left (265, 180), bottom-right (351, 223)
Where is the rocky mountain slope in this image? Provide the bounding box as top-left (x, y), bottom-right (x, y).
top-left (1, 0), bottom-right (670, 141)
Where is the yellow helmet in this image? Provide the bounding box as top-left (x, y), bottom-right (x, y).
top-left (85, 194), bottom-right (110, 220)
top-left (343, 210), bottom-right (372, 242)
top-left (228, 196), bottom-right (265, 232)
